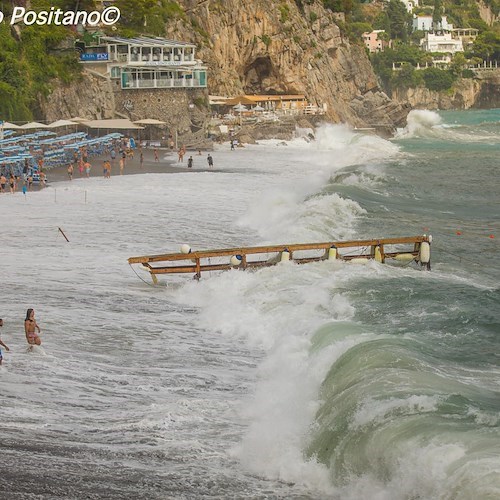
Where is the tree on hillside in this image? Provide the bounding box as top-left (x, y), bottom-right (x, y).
top-left (432, 0), bottom-right (443, 30)
top-left (470, 31), bottom-right (500, 61)
top-left (387, 0), bottom-right (410, 42)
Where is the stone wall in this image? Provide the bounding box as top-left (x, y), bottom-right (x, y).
top-left (113, 87), bottom-right (209, 137)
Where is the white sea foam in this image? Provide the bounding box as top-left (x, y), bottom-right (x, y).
top-left (1, 124), bottom-right (497, 498)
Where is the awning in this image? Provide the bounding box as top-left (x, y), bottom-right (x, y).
top-left (225, 96), bottom-right (256, 106)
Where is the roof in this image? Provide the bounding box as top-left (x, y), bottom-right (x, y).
top-left (243, 94), bottom-right (306, 102)
top-left (224, 96), bottom-right (257, 106)
top-left (83, 119), bottom-right (144, 130)
top-left (100, 36), bottom-right (196, 49)
top-left (133, 119), bottom-right (167, 125)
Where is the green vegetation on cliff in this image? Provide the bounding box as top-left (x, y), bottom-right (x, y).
top-left (0, 0), bottom-right (86, 120)
top-left (0, 0), bottom-right (185, 120)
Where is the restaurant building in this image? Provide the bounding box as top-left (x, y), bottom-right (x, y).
top-left (78, 35), bottom-right (208, 90)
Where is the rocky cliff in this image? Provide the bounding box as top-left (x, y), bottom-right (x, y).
top-left (391, 70), bottom-right (500, 110)
top-left (42, 0), bottom-right (409, 133)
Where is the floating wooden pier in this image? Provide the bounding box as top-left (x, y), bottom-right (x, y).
top-left (128, 235), bottom-right (432, 284)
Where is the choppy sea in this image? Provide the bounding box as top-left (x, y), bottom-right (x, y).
top-left (0, 109), bottom-right (499, 499)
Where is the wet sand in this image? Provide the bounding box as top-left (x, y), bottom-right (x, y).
top-left (46, 148), bottom-right (213, 184)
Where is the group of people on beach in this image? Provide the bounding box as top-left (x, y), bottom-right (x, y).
top-left (185, 152), bottom-right (214, 169)
top-left (0, 170), bottom-right (43, 194)
top-left (0, 309), bottom-right (42, 365)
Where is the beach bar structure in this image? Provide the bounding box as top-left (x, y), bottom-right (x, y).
top-left (129, 236), bottom-right (432, 283)
top-left (78, 36), bottom-right (207, 90)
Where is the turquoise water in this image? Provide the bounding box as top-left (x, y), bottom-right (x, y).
top-left (307, 109), bottom-right (500, 498)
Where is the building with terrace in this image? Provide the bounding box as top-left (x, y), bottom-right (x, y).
top-left (420, 32), bottom-right (464, 54)
top-left (78, 36), bottom-right (207, 90)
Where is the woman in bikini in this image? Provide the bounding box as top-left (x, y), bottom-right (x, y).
top-left (25, 308), bottom-right (42, 348)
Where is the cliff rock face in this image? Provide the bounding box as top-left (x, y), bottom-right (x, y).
top-left (42, 72), bottom-right (115, 121)
top-left (42, 0), bottom-right (408, 131)
top-left (169, 0), bottom-right (407, 128)
top-left (392, 71), bottom-right (500, 110)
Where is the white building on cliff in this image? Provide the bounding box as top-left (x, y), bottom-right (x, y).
top-left (78, 36), bottom-right (207, 90)
top-left (420, 32), bottom-right (464, 54)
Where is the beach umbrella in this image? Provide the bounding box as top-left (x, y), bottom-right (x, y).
top-left (20, 122), bottom-right (48, 129)
top-left (2, 121), bottom-right (21, 129)
top-left (133, 119), bottom-right (166, 141)
top-left (47, 119), bottom-right (78, 128)
top-left (253, 105), bottom-right (265, 112)
top-left (233, 104), bottom-right (248, 111)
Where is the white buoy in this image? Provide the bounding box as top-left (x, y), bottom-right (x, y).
top-left (328, 246), bottom-right (337, 260)
top-left (394, 253), bottom-right (416, 262)
top-left (230, 255), bottom-right (242, 266)
top-left (428, 234), bottom-right (433, 243)
top-left (280, 250), bottom-right (290, 262)
top-left (349, 257), bottom-right (369, 264)
top-left (374, 246), bottom-right (383, 263)
top-left (419, 241), bottom-right (431, 264)
top-left (180, 244), bottom-right (191, 254)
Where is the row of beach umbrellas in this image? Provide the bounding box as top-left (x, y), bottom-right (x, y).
top-left (1, 117), bottom-right (168, 130)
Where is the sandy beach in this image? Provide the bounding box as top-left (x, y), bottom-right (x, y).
top-left (43, 147), bottom-right (215, 185)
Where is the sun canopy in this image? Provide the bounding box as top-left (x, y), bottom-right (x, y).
top-left (2, 122), bottom-right (21, 129)
top-left (20, 122), bottom-right (48, 129)
top-left (83, 119), bottom-right (144, 130)
top-left (133, 119), bottom-right (166, 125)
top-left (48, 119), bottom-right (78, 128)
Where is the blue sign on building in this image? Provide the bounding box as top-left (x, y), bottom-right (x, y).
top-left (80, 53), bottom-right (109, 62)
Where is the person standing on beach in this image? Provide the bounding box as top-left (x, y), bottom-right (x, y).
top-left (9, 173), bottom-right (15, 194)
top-left (24, 309), bottom-right (42, 349)
top-left (154, 148), bottom-right (159, 162)
top-left (187, 156), bottom-right (193, 169)
top-left (0, 318), bottom-right (9, 365)
top-left (140, 151), bottom-right (144, 169)
top-left (27, 174), bottom-right (33, 191)
top-left (207, 154), bottom-right (214, 168)
top-left (85, 162), bottom-right (91, 178)
top-left (0, 174), bottom-right (6, 193)
top-left (67, 163), bottom-right (74, 181)
top-left (119, 156), bottom-right (125, 175)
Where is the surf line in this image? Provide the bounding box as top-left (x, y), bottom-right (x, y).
top-left (128, 235), bottom-right (432, 284)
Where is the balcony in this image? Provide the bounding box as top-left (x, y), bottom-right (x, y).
top-left (122, 78), bottom-right (205, 89)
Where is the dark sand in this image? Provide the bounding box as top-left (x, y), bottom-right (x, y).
top-left (46, 148), bottom-right (214, 184)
